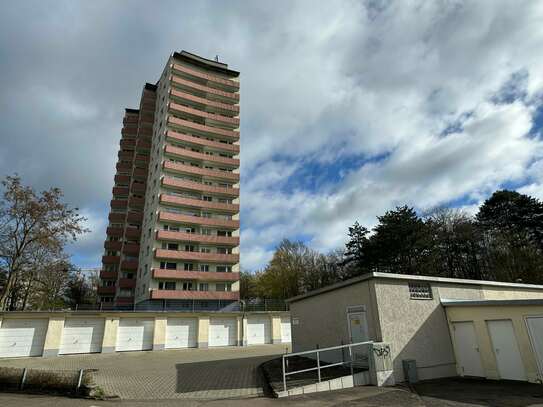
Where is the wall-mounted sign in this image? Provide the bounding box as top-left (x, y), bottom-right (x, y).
top-left (292, 318), bottom-right (300, 326)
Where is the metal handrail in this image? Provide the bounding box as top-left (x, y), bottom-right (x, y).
top-left (282, 341), bottom-right (373, 392)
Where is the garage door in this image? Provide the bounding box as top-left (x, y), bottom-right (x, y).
top-left (209, 318), bottom-right (237, 347)
top-left (59, 318), bottom-right (105, 355)
top-left (165, 318), bottom-right (197, 349)
top-left (452, 321), bottom-right (484, 377)
top-left (0, 319), bottom-right (49, 358)
top-left (527, 316), bottom-right (543, 378)
top-left (247, 316), bottom-right (271, 345)
top-left (281, 316), bottom-right (291, 343)
top-left (487, 320), bottom-right (526, 381)
top-left (116, 318), bottom-right (154, 352)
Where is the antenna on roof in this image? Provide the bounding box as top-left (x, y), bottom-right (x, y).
top-left (215, 55), bottom-right (220, 62)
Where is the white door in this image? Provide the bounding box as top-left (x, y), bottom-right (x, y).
top-left (59, 318), bottom-right (105, 355)
top-left (281, 316), bottom-right (291, 343)
top-left (487, 320), bottom-right (526, 381)
top-left (526, 316), bottom-right (543, 379)
top-left (0, 319), bottom-right (49, 358)
top-left (247, 316), bottom-right (271, 345)
top-left (116, 318), bottom-right (154, 352)
top-left (348, 312), bottom-right (368, 343)
top-left (452, 321), bottom-right (484, 377)
top-left (209, 318), bottom-right (237, 347)
top-left (165, 318), bottom-right (197, 349)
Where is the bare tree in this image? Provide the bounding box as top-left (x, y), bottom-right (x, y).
top-left (0, 175), bottom-right (88, 310)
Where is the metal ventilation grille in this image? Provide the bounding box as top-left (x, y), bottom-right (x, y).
top-left (409, 282), bottom-right (433, 300)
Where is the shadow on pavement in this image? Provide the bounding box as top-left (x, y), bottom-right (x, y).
top-left (175, 354), bottom-right (277, 394)
top-left (413, 377), bottom-right (543, 407)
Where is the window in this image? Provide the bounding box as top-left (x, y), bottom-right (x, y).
top-left (168, 243), bottom-right (179, 250)
top-left (185, 227), bottom-right (195, 233)
top-left (160, 261), bottom-right (177, 270)
top-left (217, 247), bottom-right (232, 254)
top-left (199, 283), bottom-right (209, 291)
top-left (184, 263), bottom-right (194, 271)
top-left (200, 264), bottom-right (209, 272)
top-left (216, 283), bottom-right (231, 292)
top-left (216, 265), bottom-right (232, 273)
top-left (159, 281), bottom-right (176, 290)
top-left (185, 245), bottom-right (195, 252)
top-left (201, 228), bottom-right (212, 235)
top-left (182, 282), bottom-right (193, 291)
top-left (203, 196), bottom-right (212, 202)
top-left (408, 283), bottom-right (433, 300)
top-left (217, 230), bottom-right (232, 237)
top-left (200, 247), bottom-right (211, 253)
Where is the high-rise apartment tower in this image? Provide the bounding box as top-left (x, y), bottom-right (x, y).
top-left (99, 51), bottom-right (240, 308)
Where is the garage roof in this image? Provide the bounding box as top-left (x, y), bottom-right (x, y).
top-left (441, 298), bottom-right (543, 307)
top-left (287, 272), bottom-right (543, 303)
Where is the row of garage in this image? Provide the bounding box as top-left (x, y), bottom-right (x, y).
top-left (0, 313), bottom-right (291, 358)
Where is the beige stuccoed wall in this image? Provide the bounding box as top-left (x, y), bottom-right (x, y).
top-left (482, 287), bottom-right (543, 300)
top-left (445, 304), bottom-right (543, 383)
top-left (373, 279), bottom-right (484, 382)
top-left (289, 280), bottom-right (380, 354)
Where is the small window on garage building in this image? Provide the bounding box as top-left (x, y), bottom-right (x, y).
top-left (408, 282), bottom-right (433, 299)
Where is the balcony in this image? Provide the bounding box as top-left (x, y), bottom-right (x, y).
top-left (121, 128), bottom-right (137, 138)
top-left (102, 255), bottom-right (120, 264)
top-left (112, 186), bottom-right (129, 196)
top-left (118, 151), bottom-right (134, 160)
top-left (116, 162), bottom-right (132, 172)
top-left (166, 130), bottom-right (239, 153)
top-left (153, 268), bottom-right (239, 281)
top-left (136, 138), bottom-right (152, 150)
top-left (170, 74), bottom-right (239, 103)
top-left (131, 183), bottom-right (146, 193)
top-left (168, 116), bottom-right (239, 140)
top-left (120, 139), bottom-right (136, 149)
top-left (171, 63), bottom-right (240, 90)
top-left (106, 227), bottom-right (124, 237)
top-left (127, 211), bottom-right (143, 222)
top-left (170, 89), bottom-right (239, 115)
top-left (124, 115), bottom-right (139, 124)
top-left (99, 270), bottom-right (118, 279)
top-left (156, 230), bottom-right (239, 246)
top-left (169, 102), bottom-right (239, 128)
top-left (150, 290), bottom-right (239, 301)
top-left (114, 174), bottom-right (130, 184)
top-left (124, 228), bottom-right (141, 238)
top-left (128, 196), bottom-right (145, 208)
top-left (123, 243), bottom-right (140, 255)
top-left (119, 278), bottom-right (136, 288)
top-left (135, 153), bottom-right (149, 162)
top-left (154, 249), bottom-right (239, 263)
top-left (133, 168), bottom-right (148, 178)
top-left (163, 161), bottom-right (239, 182)
top-left (104, 241), bottom-right (122, 251)
top-left (121, 260), bottom-right (138, 270)
top-left (111, 199), bottom-right (128, 209)
top-left (97, 286), bottom-right (116, 295)
top-left (162, 177), bottom-right (239, 197)
top-left (160, 194), bottom-right (238, 213)
top-left (116, 296), bottom-right (134, 305)
top-left (158, 211), bottom-right (240, 229)
top-left (108, 212), bottom-right (125, 222)
top-left (164, 144), bottom-right (239, 167)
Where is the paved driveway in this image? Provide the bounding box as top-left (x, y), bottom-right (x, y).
top-left (0, 344), bottom-right (289, 400)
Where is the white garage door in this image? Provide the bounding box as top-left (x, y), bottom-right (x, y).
top-left (247, 316), bottom-right (271, 345)
top-left (281, 316), bottom-right (291, 343)
top-left (59, 318), bottom-right (105, 355)
top-left (487, 320), bottom-right (526, 381)
top-left (209, 318), bottom-right (237, 347)
top-left (527, 316), bottom-right (543, 378)
top-left (165, 318), bottom-right (197, 349)
top-left (116, 318), bottom-right (154, 352)
top-left (452, 321), bottom-right (484, 377)
top-left (0, 319), bottom-right (49, 358)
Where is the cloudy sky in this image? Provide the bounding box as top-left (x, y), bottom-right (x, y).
top-left (1, 0), bottom-right (543, 270)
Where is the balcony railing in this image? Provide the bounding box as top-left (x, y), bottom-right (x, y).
top-left (166, 130), bottom-right (240, 153)
top-left (154, 249), bottom-right (239, 263)
top-left (108, 212), bottom-right (125, 222)
top-left (119, 278), bottom-right (136, 288)
top-left (168, 116), bottom-right (239, 140)
top-left (163, 160), bottom-right (239, 182)
top-left (150, 289), bottom-right (239, 301)
top-left (97, 286), bottom-right (116, 295)
top-left (164, 144), bottom-right (239, 167)
top-left (170, 89), bottom-right (239, 114)
top-left (152, 269), bottom-right (239, 281)
top-left (104, 241), bottom-right (122, 251)
top-left (99, 270), bottom-right (118, 279)
top-left (106, 227), bottom-right (124, 237)
top-left (102, 255), bottom-right (120, 264)
top-left (169, 102), bottom-right (239, 127)
top-left (171, 63), bottom-right (240, 90)
top-left (162, 176), bottom-right (239, 197)
top-left (120, 260), bottom-right (138, 270)
top-left (158, 211), bottom-right (239, 229)
top-left (123, 243), bottom-right (140, 255)
top-left (170, 74), bottom-right (239, 103)
top-left (156, 230), bottom-right (239, 245)
top-left (159, 194), bottom-right (239, 213)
